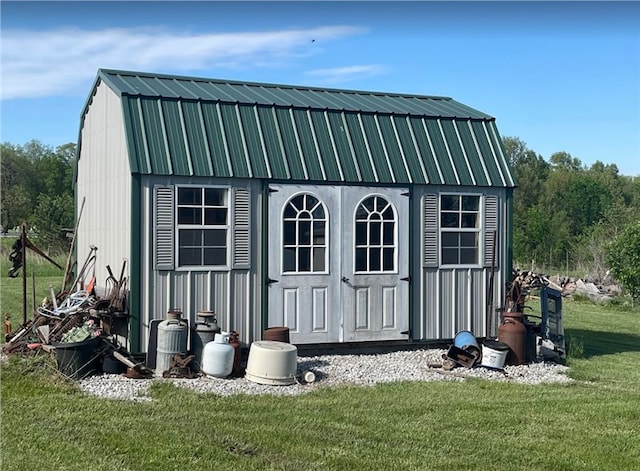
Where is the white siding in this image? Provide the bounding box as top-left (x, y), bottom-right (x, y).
top-left (76, 82), bottom-right (131, 294)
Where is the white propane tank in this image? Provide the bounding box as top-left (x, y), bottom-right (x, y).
top-left (201, 332), bottom-right (234, 378)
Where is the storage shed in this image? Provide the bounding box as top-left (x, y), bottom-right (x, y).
top-left (75, 69), bottom-right (516, 354)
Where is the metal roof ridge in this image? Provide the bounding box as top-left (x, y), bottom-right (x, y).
top-left (97, 68), bottom-right (456, 102)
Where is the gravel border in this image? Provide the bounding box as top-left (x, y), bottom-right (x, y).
top-left (77, 348), bottom-right (571, 402)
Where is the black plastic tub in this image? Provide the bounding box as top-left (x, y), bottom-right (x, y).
top-left (53, 337), bottom-right (102, 379)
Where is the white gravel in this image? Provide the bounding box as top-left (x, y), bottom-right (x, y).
top-left (77, 348), bottom-right (571, 401)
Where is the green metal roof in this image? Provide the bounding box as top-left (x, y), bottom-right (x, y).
top-left (91, 68), bottom-right (515, 187)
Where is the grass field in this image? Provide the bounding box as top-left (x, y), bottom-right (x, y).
top-left (2, 245), bottom-right (640, 470)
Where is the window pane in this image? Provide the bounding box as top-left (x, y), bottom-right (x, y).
top-left (461, 213), bottom-right (478, 228)
top-left (299, 211), bottom-right (311, 220)
top-left (204, 188), bottom-right (226, 206)
top-left (204, 208), bottom-right (227, 225)
top-left (283, 203), bottom-right (297, 219)
top-left (283, 248), bottom-right (296, 272)
top-left (283, 221), bottom-right (296, 245)
top-left (460, 232), bottom-right (477, 247)
top-left (370, 222), bottom-right (381, 245)
top-left (355, 222), bottom-right (367, 245)
top-left (355, 248), bottom-right (367, 271)
top-left (370, 248), bottom-right (381, 271)
top-left (299, 247), bottom-right (311, 271)
top-left (462, 195), bottom-right (479, 211)
top-left (178, 188), bottom-right (201, 205)
top-left (442, 248), bottom-right (458, 264)
top-left (313, 221), bottom-right (325, 244)
top-left (355, 205), bottom-right (368, 219)
top-left (180, 229), bottom-right (201, 246)
top-left (306, 195), bottom-right (319, 209)
top-left (441, 195), bottom-right (459, 211)
top-left (383, 248), bottom-right (394, 271)
top-left (382, 206), bottom-right (394, 220)
top-left (179, 247), bottom-right (201, 265)
top-left (204, 229), bottom-right (226, 246)
top-left (311, 204), bottom-right (325, 219)
top-left (442, 232), bottom-right (459, 247)
top-left (441, 213), bottom-right (459, 228)
top-left (204, 248), bottom-right (226, 265)
top-left (362, 197), bottom-right (375, 213)
top-left (460, 248), bottom-right (477, 264)
top-left (290, 195), bottom-right (303, 211)
top-left (178, 207), bottom-right (201, 224)
top-left (313, 247), bottom-right (325, 271)
top-left (299, 221), bottom-right (311, 245)
top-left (383, 222), bottom-right (394, 245)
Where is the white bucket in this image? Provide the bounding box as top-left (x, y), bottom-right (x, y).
top-left (481, 340), bottom-right (509, 369)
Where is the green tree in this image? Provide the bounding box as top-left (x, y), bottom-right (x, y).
top-left (606, 221), bottom-right (640, 305)
top-left (30, 193), bottom-right (74, 252)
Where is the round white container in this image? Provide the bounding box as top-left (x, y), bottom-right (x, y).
top-left (201, 333), bottom-right (234, 378)
top-left (481, 340), bottom-right (510, 369)
top-left (245, 340), bottom-right (297, 385)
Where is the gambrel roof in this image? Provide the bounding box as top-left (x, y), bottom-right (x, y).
top-left (82, 68), bottom-right (516, 187)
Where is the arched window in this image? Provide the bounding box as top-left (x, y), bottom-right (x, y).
top-left (282, 194), bottom-right (327, 273)
top-left (354, 195), bottom-right (396, 273)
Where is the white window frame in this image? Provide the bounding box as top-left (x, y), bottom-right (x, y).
top-left (175, 184), bottom-right (231, 270)
top-left (353, 194), bottom-right (399, 274)
top-left (281, 192), bottom-right (329, 275)
top-left (439, 193), bottom-right (482, 268)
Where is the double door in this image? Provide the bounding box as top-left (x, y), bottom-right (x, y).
top-left (267, 184), bottom-right (409, 343)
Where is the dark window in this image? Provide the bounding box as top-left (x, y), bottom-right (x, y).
top-left (354, 196), bottom-right (397, 273)
top-left (439, 194), bottom-right (480, 266)
top-left (177, 187), bottom-right (228, 267)
top-left (282, 193), bottom-right (328, 273)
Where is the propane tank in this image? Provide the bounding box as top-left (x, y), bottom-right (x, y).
top-left (191, 311), bottom-right (221, 372)
top-left (498, 312), bottom-right (527, 366)
top-left (155, 309), bottom-right (188, 377)
top-left (228, 330), bottom-right (242, 376)
top-left (202, 332), bottom-right (234, 378)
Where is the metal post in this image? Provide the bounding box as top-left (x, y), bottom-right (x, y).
top-left (21, 223), bottom-right (27, 325)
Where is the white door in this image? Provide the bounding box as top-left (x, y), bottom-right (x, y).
top-left (267, 184), bottom-right (341, 343)
top-left (268, 184), bottom-right (409, 344)
top-left (341, 187), bottom-right (410, 341)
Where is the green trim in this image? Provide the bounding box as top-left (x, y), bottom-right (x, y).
top-left (129, 174), bottom-right (142, 353)
top-left (406, 188), bottom-right (414, 341)
top-left (505, 188), bottom-right (514, 284)
top-left (260, 180), bottom-right (269, 339)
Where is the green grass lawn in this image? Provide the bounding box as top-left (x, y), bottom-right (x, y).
top-left (2, 253), bottom-right (640, 470)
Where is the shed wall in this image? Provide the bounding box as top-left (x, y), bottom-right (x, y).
top-left (76, 82), bottom-right (132, 291)
top-left (138, 176), bottom-right (263, 352)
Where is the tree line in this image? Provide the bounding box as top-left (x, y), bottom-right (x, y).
top-left (2, 138), bottom-right (640, 298)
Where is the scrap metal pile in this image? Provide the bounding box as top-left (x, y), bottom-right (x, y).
top-left (3, 244), bottom-right (130, 361)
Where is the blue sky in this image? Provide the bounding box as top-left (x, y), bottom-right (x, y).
top-left (2, 1), bottom-right (639, 176)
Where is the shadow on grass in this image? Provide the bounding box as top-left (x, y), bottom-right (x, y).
top-left (565, 328), bottom-right (640, 359)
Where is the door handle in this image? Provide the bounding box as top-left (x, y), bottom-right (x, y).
top-left (341, 276), bottom-right (349, 283)
top-left (267, 278), bottom-right (278, 284)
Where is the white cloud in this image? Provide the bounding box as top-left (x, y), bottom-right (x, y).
top-left (304, 64), bottom-right (387, 84)
top-left (1, 25), bottom-right (365, 100)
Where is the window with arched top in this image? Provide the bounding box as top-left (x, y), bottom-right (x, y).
top-left (354, 195), bottom-right (397, 273)
top-left (282, 193), bottom-right (327, 273)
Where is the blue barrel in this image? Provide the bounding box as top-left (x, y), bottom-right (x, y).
top-left (454, 330), bottom-right (481, 357)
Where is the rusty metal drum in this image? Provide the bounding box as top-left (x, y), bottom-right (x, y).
top-left (498, 312), bottom-right (527, 366)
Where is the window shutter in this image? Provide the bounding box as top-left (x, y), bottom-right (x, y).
top-left (423, 194), bottom-right (438, 267)
top-left (484, 194), bottom-right (498, 267)
top-left (154, 185), bottom-right (174, 271)
top-left (232, 187), bottom-right (251, 269)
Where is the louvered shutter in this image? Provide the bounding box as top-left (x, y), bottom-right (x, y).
top-left (484, 194), bottom-right (498, 267)
top-left (232, 187), bottom-right (251, 269)
top-left (154, 185), bottom-right (175, 271)
top-left (423, 194), bottom-right (438, 267)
